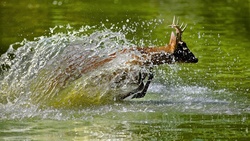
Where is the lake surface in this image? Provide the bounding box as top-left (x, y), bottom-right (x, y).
top-left (0, 0), bottom-right (250, 140)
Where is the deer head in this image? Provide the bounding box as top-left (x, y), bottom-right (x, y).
top-left (142, 17), bottom-right (198, 65)
top-left (168, 16), bottom-right (198, 63)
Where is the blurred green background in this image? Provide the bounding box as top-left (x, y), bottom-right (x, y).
top-left (1, 0), bottom-right (249, 54)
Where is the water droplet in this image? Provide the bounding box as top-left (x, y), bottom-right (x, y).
top-left (198, 32), bottom-right (201, 39)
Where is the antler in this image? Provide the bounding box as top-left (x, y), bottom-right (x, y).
top-left (169, 16), bottom-right (187, 42)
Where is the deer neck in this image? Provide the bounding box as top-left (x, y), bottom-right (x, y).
top-left (138, 31), bottom-right (178, 65)
top-left (136, 45), bottom-right (175, 66)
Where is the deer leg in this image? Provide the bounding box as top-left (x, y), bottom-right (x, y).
top-left (120, 71), bottom-right (145, 100)
top-left (120, 70), bottom-right (154, 100)
top-left (131, 71), bottom-right (154, 99)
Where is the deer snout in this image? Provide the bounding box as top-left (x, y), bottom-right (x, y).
top-left (189, 56), bottom-right (198, 63)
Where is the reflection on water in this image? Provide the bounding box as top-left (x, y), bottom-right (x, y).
top-left (1, 106), bottom-right (249, 140)
top-left (0, 0), bottom-right (250, 140)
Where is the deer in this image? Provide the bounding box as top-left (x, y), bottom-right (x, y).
top-left (33, 17), bottom-right (198, 106)
top-left (107, 16), bottom-right (199, 100)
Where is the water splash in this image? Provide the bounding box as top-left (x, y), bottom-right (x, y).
top-left (0, 24), bottom-right (149, 108)
top-left (0, 21), bottom-right (247, 120)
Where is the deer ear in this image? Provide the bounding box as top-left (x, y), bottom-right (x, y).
top-left (168, 31), bottom-right (177, 53)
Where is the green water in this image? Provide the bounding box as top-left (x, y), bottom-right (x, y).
top-left (1, 0), bottom-right (250, 140)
